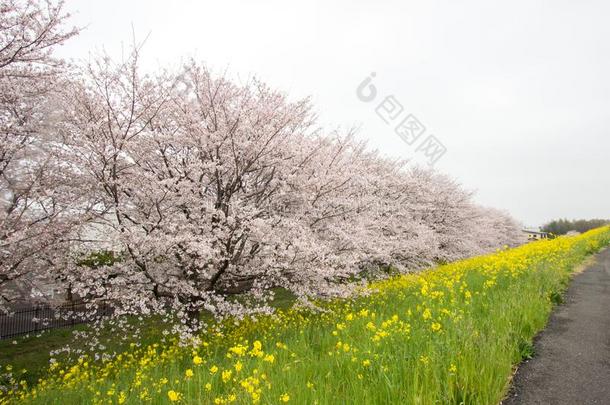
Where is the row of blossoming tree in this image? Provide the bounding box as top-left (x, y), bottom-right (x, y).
top-left (0, 0), bottom-right (525, 331)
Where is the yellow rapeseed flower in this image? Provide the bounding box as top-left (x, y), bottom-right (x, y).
top-left (167, 390), bottom-right (181, 402)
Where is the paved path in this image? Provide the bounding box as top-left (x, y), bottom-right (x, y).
top-left (503, 248), bottom-right (610, 405)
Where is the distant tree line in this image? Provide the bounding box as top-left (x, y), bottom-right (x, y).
top-left (541, 219), bottom-right (609, 235)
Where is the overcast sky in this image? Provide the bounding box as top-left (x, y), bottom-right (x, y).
top-left (57, 0), bottom-right (610, 227)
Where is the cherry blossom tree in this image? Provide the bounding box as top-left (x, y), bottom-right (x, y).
top-left (0, 0), bottom-right (82, 307)
top-left (58, 53), bottom-right (320, 325)
top-left (0, 0), bottom-right (527, 323)
top-left (55, 49), bottom-right (525, 333)
top-left (0, 12), bottom-right (527, 339)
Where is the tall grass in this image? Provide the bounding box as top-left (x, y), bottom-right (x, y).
top-left (5, 227), bottom-right (610, 405)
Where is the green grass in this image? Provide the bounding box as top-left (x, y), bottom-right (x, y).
top-left (0, 327), bottom-right (84, 384)
top-left (3, 227), bottom-right (609, 405)
top-left (0, 317), bottom-right (168, 388)
top-left (0, 288), bottom-right (297, 388)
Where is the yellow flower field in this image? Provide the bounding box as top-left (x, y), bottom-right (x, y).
top-left (3, 227), bottom-right (609, 405)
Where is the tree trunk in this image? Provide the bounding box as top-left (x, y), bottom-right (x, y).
top-left (186, 308), bottom-right (200, 330)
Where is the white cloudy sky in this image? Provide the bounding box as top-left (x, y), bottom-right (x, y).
top-left (57, 0), bottom-right (610, 227)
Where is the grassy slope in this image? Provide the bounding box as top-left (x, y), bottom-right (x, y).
top-left (0, 317), bottom-right (171, 389)
top-left (0, 327), bottom-right (84, 383)
top-left (0, 289), bottom-right (297, 387)
top-left (3, 227), bottom-right (609, 404)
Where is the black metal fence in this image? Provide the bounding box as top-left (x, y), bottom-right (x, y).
top-left (0, 301), bottom-right (112, 340)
